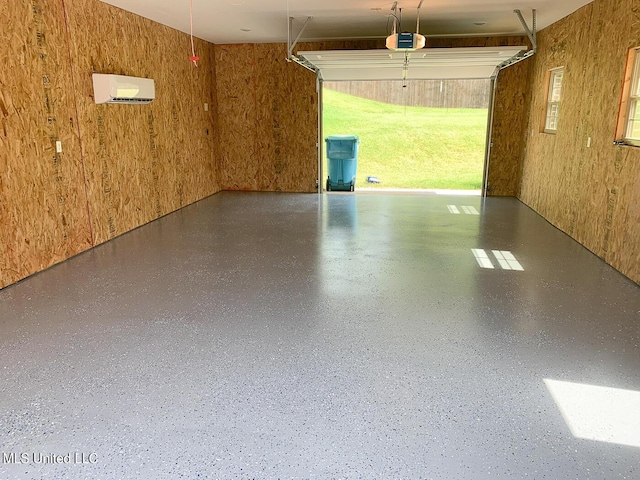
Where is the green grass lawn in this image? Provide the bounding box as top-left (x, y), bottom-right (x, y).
top-left (322, 88), bottom-right (488, 190)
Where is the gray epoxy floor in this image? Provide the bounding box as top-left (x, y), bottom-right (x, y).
top-left (1, 192), bottom-right (639, 479)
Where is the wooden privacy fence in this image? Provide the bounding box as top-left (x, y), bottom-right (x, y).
top-left (324, 79), bottom-right (492, 109)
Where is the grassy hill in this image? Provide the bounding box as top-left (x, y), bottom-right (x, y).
top-left (322, 88), bottom-right (488, 190)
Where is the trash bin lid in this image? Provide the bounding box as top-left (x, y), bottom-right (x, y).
top-left (325, 134), bottom-right (360, 142)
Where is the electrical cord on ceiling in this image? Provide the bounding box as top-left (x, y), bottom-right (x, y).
top-left (189, 0), bottom-right (199, 66)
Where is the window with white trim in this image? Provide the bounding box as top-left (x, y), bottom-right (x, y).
top-left (617, 47), bottom-right (640, 145)
top-left (544, 68), bottom-right (564, 133)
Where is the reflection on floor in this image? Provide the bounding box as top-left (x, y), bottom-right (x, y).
top-left (1, 192), bottom-right (639, 479)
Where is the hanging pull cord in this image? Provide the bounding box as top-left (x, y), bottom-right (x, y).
top-left (189, 0), bottom-right (199, 66)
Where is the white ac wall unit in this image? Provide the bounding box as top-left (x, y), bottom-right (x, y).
top-left (92, 73), bottom-right (155, 104)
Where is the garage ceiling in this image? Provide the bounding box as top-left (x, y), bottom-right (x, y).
top-left (99, 1), bottom-right (594, 45)
top-left (297, 46), bottom-right (527, 81)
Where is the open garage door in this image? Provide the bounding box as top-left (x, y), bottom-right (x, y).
top-left (296, 47), bottom-right (526, 81)
top-left (297, 47), bottom-right (526, 195)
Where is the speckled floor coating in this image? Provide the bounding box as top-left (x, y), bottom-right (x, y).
top-left (1, 192), bottom-right (639, 479)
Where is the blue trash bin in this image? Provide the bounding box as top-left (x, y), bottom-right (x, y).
top-left (325, 135), bottom-right (360, 192)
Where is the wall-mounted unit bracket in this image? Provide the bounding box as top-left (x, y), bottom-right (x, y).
top-left (287, 16), bottom-right (313, 61)
top-left (515, 9), bottom-right (537, 51)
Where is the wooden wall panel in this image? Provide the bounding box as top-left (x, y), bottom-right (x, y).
top-left (1, 0), bottom-right (220, 289)
top-left (489, 61), bottom-right (530, 196)
top-left (519, 13), bottom-right (579, 224)
top-left (0, 0), bottom-right (92, 289)
top-left (215, 43), bottom-right (319, 192)
top-left (65, 0), bottom-right (219, 245)
top-left (214, 44), bottom-right (259, 191)
top-left (519, 0), bottom-right (640, 284)
top-left (254, 43), bottom-right (290, 191)
top-left (298, 40), bottom-right (384, 52)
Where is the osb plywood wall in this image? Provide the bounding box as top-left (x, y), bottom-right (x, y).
top-left (214, 40), bottom-right (382, 193)
top-left (215, 44), bottom-right (318, 192)
top-left (0, 0), bottom-right (93, 289)
top-left (215, 37), bottom-right (529, 196)
top-left (66, 0), bottom-right (219, 244)
top-left (215, 43), bottom-right (316, 192)
top-left (519, 0), bottom-right (640, 284)
top-left (0, 0), bottom-right (220, 289)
